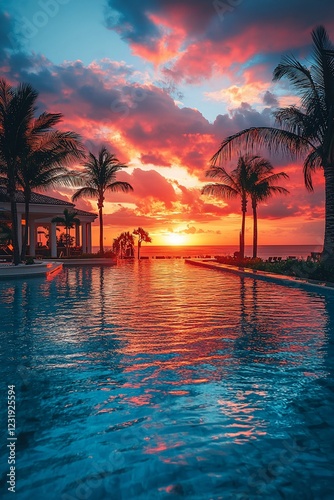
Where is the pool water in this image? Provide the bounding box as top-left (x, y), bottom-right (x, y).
top-left (1, 260), bottom-right (334, 499)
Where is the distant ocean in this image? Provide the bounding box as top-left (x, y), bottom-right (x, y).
top-left (93, 245), bottom-right (323, 260)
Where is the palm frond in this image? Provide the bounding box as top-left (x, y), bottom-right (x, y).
top-left (30, 112), bottom-right (63, 134)
top-left (311, 26), bottom-right (334, 104)
top-left (273, 50), bottom-right (326, 129)
top-left (201, 183), bottom-right (238, 199)
top-left (72, 186), bottom-right (98, 201)
top-left (106, 181), bottom-right (134, 193)
top-left (303, 149), bottom-right (323, 191)
top-left (206, 166), bottom-right (241, 193)
top-left (211, 127), bottom-right (313, 166)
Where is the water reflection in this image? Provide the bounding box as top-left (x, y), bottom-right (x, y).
top-left (1, 261), bottom-right (334, 498)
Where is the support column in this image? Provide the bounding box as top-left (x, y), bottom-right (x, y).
top-left (87, 223), bottom-right (92, 253)
top-left (81, 222), bottom-right (87, 254)
top-left (17, 213), bottom-right (22, 256)
top-left (75, 224), bottom-right (80, 247)
top-left (29, 220), bottom-right (35, 256)
top-left (50, 222), bottom-right (57, 258)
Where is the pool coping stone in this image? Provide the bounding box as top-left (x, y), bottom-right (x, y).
top-left (185, 258), bottom-right (334, 292)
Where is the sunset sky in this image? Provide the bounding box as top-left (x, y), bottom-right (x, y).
top-left (1, 0), bottom-right (334, 247)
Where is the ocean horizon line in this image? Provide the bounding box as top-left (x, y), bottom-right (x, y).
top-left (95, 244), bottom-right (322, 249)
top-left (93, 243), bottom-right (323, 259)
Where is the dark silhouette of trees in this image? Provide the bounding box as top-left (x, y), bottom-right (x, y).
top-left (113, 231), bottom-right (135, 258)
top-left (211, 26), bottom-right (334, 265)
top-left (203, 155), bottom-right (288, 258)
top-left (0, 78), bottom-right (84, 263)
top-left (72, 147), bottom-right (133, 255)
top-left (133, 227), bottom-right (152, 259)
top-left (52, 209), bottom-right (80, 257)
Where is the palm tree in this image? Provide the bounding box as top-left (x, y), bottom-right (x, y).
top-left (133, 227), bottom-right (152, 259)
top-left (51, 209), bottom-right (80, 257)
top-left (248, 162), bottom-right (289, 258)
top-left (0, 78), bottom-right (84, 262)
top-left (211, 26), bottom-right (334, 264)
top-left (203, 155), bottom-right (289, 259)
top-left (203, 156), bottom-right (253, 259)
top-left (113, 231), bottom-right (134, 258)
top-left (17, 117), bottom-right (84, 260)
top-left (0, 79), bottom-right (38, 264)
top-left (72, 147), bottom-right (133, 255)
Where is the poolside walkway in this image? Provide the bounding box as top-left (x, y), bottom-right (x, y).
top-left (0, 257), bottom-right (118, 279)
top-left (54, 258), bottom-right (117, 266)
top-left (0, 261), bottom-right (63, 279)
top-left (185, 258), bottom-right (334, 292)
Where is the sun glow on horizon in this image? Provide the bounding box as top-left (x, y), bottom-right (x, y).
top-left (164, 232), bottom-right (187, 246)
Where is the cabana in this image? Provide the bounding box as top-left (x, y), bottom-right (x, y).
top-left (0, 188), bottom-right (97, 258)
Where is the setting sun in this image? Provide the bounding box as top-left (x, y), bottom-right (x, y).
top-left (165, 233), bottom-right (187, 246)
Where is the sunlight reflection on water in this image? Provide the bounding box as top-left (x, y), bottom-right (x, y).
top-left (0, 260), bottom-right (334, 499)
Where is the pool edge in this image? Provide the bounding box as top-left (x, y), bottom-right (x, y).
top-left (185, 258), bottom-right (334, 292)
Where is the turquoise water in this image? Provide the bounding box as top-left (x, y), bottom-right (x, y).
top-left (1, 260), bottom-right (334, 499)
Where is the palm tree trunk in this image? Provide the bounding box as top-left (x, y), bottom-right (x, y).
top-left (138, 240), bottom-right (141, 260)
top-left (240, 194), bottom-right (247, 259)
top-left (66, 227), bottom-right (69, 257)
top-left (322, 165), bottom-right (334, 265)
top-left (240, 211), bottom-right (245, 259)
top-left (99, 205), bottom-right (104, 255)
top-left (9, 187), bottom-right (20, 265)
top-left (252, 199), bottom-right (258, 259)
top-left (21, 191), bottom-right (30, 261)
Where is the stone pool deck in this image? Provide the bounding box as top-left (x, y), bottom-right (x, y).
top-left (185, 258), bottom-right (334, 292)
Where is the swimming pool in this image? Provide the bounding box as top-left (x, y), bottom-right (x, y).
top-left (1, 260), bottom-right (334, 499)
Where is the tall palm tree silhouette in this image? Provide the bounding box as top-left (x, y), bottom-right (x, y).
top-left (248, 161), bottom-right (289, 258)
top-left (72, 147), bottom-right (133, 255)
top-left (203, 155), bottom-right (288, 258)
top-left (0, 79), bottom-right (37, 264)
top-left (0, 78), bottom-right (84, 262)
top-left (17, 117), bottom-right (84, 260)
top-left (133, 227), bottom-right (152, 259)
top-left (211, 26), bottom-right (334, 264)
top-left (203, 156), bottom-right (253, 259)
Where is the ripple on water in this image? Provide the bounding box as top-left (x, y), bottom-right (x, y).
top-left (1, 260), bottom-right (334, 499)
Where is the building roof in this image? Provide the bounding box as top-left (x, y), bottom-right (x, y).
top-left (0, 188), bottom-right (74, 206)
top-left (0, 188), bottom-right (97, 219)
top-left (75, 208), bottom-right (97, 217)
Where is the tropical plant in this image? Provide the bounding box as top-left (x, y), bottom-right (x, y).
top-left (72, 147), bottom-right (133, 255)
top-left (0, 79), bottom-right (38, 264)
top-left (133, 227), bottom-right (152, 259)
top-left (51, 209), bottom-right (80, 257)
top-left (17, 117), bottom-right (84, 260)
top-left (113, 231), bottom-right (134, 258)
top-left (211, 26), bottom-right (334, 265)
top-left (112, 234), bottom-right (122, 256)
